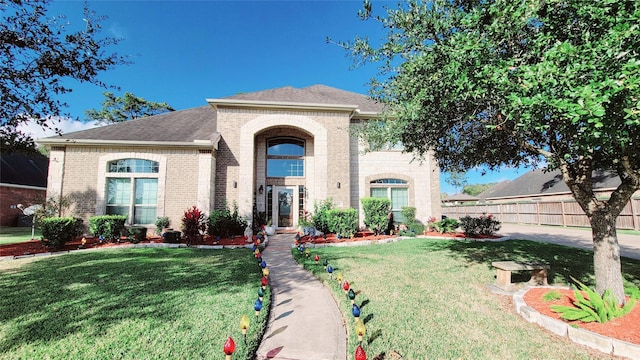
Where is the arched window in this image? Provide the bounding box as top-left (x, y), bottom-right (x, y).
top-left (106, 159), bottom-right (159, 224)
top-left (267, 137), bottom-right (305, 177)
top-left (370, 178), bottom-right (409, 223)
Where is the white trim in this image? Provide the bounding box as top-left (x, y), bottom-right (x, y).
top-left (0, 183), bottom-right (47, 191)
top-left (38, 137), bottom-right (220, 150)
top-left (207, 98), bottom-right (358, 112)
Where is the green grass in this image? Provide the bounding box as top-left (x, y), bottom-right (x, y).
top-left (0, 227), bottom-right (42, 245)
top-left (0, 248), bottom-right (270, 359)
top-left (294, 239), bottom-right (640, 359)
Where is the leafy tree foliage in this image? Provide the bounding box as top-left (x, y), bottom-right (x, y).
top-left (342, 0), bottom-right (640, 303)
top-left (85, 91), bottom-right (174, 123)
top-left (463, 183), bottom-right (497, 197)
top-left (1, 0), bottom-right (128, 153)
top-left (445, 171), bottom-right (468, 194)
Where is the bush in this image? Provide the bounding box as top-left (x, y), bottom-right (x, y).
top-left (401, 206), bottom-right (416, 224)
top-left (41, 217), bottom-right (83, 249)
top-left (155, 216), bottom-right (170, 235)
top-left (312, 199), bottom-right (334, 234)
top-left (433, 218), bottom-right (459, 233)
top-left (182, 206), bottom-right (207, 244)
top-left (208, 203), bottom-right (247, 238)
top-left (459, 214), bottom-right (501, 237)
top-left (127, 226), bottom-right (147, 244)
top-left (89, 215), bottom-right (127, 242)
top-left (361, 197), bottom-right (392, 234)
top-left (327, 208), bottom-right (358, 238)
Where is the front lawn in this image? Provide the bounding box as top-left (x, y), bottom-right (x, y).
top-left (295, 239), bottom-right (640, 359)
top-left (0, 227), bottom-right (42, 245)
top-left (0, 248), bottom-right (268, 359)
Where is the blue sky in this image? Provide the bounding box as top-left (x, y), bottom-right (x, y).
top-left (38, 0), bottom-right (528, 194)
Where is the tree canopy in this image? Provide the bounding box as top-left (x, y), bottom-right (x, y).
top-left (343, 0), bottom-right (640, 303)
top-left (1, 0), bottom-right (128, 153)
top-left (85, 92), bottom-right (175, 124)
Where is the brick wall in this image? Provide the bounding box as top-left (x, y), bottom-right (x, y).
top-left (0, 185), bottom-right (45, 226)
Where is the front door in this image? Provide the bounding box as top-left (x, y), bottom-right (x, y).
top-left (273, 186), bottom-right (298, 229)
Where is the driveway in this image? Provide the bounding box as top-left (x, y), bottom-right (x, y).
top-left (498, 223), bottom-right (640, 260)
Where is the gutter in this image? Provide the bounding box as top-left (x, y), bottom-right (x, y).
top-left (37, 135), bottom-right (221, 150)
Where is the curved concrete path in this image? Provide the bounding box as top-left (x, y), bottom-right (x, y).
top-left (256, 234), bottom-right (346, 360)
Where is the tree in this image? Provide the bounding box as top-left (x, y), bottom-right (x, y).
top-left (85, 92), bottom-right (175, 124)
top-left (463, 183), bottom-right (497, 197)
top-left (1, 0), bottom-right (128, 153)
top-left (445, 171), bottom-right (468, 194)
top-left (342, 0), bottom-right (640, 303)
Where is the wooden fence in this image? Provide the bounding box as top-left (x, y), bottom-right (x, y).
top-left (443, 198), bottom-right (640, 230)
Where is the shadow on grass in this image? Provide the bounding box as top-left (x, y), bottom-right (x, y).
top-left (417, 239), bottom-right (640, 287)
top-left (0, 248), bottom-right (259, 353)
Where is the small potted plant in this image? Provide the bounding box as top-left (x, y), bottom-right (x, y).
top-left (155, 216), bottom-right (170, 236)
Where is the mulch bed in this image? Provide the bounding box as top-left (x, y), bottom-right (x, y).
top-left (524, 287), bottom-right (640, 345)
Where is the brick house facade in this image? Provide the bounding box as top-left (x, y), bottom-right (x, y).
top-left (40, 85), bottom-right (441, 234)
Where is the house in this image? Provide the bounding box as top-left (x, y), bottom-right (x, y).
top-left (0, 152), bottom-right (49, 226)
top-left (442, 193), bottom-right (479, 206)
top-left (38, 85), bottom-right (441, 234)
top-left (443, 169), bottom-right (640, 230)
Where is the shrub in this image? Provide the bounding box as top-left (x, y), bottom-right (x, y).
top-left (401, 206), bottom-right (416, 225)
top-left (182, 206), bottom-right (207, 244)
top-left (433, 218), bottom-right (459, 233)
top-left (312, 199), bottom-right (334, 234)
top-left (89, 215), bottom-right (127, 242)
top-left (127, 226), bottom-right (147, 244)
top-left (361, 197), bottom-right (391, 234)
top-left (155, 216), bottom-right (170, 235)
top-left (459, 214), bottom-right (501, 237)
top-left (327, 208), bottom-right (358, 238)
top-left (208, 203), bottom-right (247, 238)
top-left (41, 217), bottom-right (83, 249)
top-left (551, 277), bottom-right (636, 323)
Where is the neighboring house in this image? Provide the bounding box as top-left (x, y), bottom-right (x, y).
top-left (442, 193), bottom-right (479, 205)
top-left (0, 152), bottom-right (49, 226)
top-left (38, 85), bottom-right (441, 234)
top-left (444, 169), bottom-right (640, 230)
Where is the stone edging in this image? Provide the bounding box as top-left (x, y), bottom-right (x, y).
top-left (0, 239), bottom-right (268, 261)
top-left (513, 286), bottom-right (640, 359)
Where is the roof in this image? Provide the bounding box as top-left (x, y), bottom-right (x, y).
top-left (0, 152), bottom-right (49, 188)
top-left (221, 85), bottom-right (384, 113)
top-left (481, 168), bottom-right (621, 199)
top-left (38, 85), bottom-right (382, 145)
top-left (40, 106), bottom-right (218, 144)
top-left (442, 193), bottom-right (479, 202)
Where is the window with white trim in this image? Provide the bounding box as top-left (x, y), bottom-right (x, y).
top-left (370, 178), bottom-right (409, 223)
top-left (106, 159), bottom-right (159, 224)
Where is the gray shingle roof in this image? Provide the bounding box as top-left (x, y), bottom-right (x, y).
top-left (41, 85), bottom-right (382, 143)
top-left (481, 169), bottom-right (621, 199)
top-left (45, 106), bottom-right (217, 142)
top-left (1, 152), bottom-right (49, 188)
top-left (225, 85), bottom-right (384, 113)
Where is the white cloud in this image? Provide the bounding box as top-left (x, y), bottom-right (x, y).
top-left (18, 117), bottom-right (101, 142)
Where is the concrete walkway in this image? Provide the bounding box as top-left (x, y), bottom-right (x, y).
top-left (498, 223), bottom-right (640, 260)
top-left (256, 234), bottom-right (346, 360)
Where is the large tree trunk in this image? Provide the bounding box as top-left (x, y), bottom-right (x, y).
top-left (590, 210), bottom-right (626, 305)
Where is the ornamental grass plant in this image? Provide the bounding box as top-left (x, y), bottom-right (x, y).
top-left (0, 248), bottom-right (269, 360)
top-left (294, 239), bottom-right (640, 359)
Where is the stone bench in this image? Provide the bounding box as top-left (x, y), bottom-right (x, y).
top-left (491, 261), bottom-right (549, 290)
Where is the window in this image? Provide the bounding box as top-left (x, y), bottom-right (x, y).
top-left (267, 138), bottom-right (304, 177)
top-left (370, 178), bottom-right (409, 223)
top-left (106, 159), bottom-right (159, 224)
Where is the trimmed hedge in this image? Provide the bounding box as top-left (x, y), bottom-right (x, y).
top-left (89, 215), bottom-right (127, 242)
top-left (312, 199), bottom-right (334, 234)
top-left (361, 197), bottom-right (392, 234)
top-left (327, 208), bottom-right (358, 238)
top-left (208, 204), bottom-right (247, 239)
top-left (41, 217), bottom-right (83, 249)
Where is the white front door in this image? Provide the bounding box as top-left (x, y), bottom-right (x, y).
top-left (273, 186), bottom-right (298, 229)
